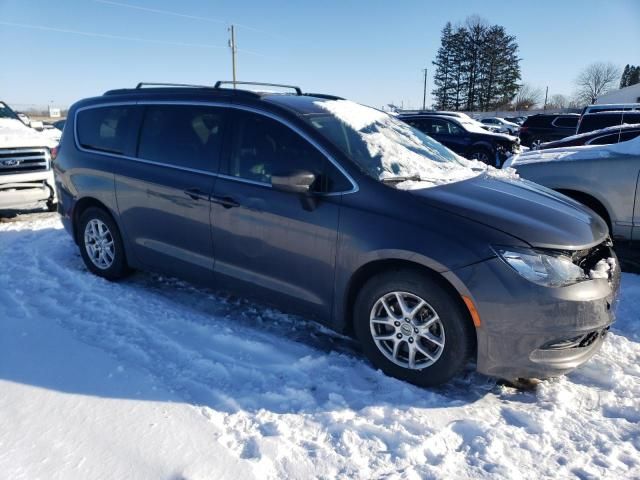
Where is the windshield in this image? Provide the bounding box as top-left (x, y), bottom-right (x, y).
top-left (0, 102), bottom-right (20, 120)
top-left (304, 100), bottom-right (483, 189)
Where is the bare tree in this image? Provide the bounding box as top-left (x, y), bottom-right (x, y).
top-left (546, 93), bottom-right (569, 109)
top-left (574, 62), bottom-right (620, 104)
top-left (512, 83), bottom-right (543, 110)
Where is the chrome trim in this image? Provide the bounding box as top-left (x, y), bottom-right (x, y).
top-left (73, 100), bottom-right (359, 196)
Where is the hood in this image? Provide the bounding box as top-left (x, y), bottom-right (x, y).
top-left (0, 118), bottom-right (58, 149)
top-left (411, 174), bottom-right (608, 250)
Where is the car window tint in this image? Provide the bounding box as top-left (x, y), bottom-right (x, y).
top-left (619, 130), bottom-right (640, 143)
top-left (228, 110), bottom-right (350, 193)
top-left (137, 105), bottom-right (226, 172)
top-left (552, 116), bottom-right (579, 128)
top-left (445, 120), bottom-right (463, 135)
top-left (588, 133), bottom-right (620, 145)
top-left (77, 106), bottom-right (136, 155)
top-left (578, 114), bottom-right (623, 134)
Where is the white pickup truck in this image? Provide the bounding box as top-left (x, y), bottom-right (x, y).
top-left (0, 101), bottom-right (60, 211)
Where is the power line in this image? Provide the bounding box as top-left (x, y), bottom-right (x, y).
top-left (93, 0), bottom-right (226, 24)
top-left (0, 21), bottom-right (227, 49)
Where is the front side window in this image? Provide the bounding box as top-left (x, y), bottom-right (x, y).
top-left (0, 102), bottom-right (19, 120)
top-left (77, 106), bottom-right (136, 155)
top-left (137, 105), bottom-right (226, 172)
top-left (226, 110), bottom-right (350, 192)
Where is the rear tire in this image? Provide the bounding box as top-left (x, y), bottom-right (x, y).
top-left (467, 146), bottom-right (493, 165)
top-left (78, 207), bottom-right (130, 280)
top-left (354, 270), bottom-right (475, 387)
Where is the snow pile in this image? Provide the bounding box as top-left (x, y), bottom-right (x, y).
top-left (506, 134), bottom-right (640, 168)
top-left (315, 100), bottom-right (517, 189)
top-left (1, 212), bottom-right (639, 479)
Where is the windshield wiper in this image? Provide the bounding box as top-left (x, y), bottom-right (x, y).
top-left (381, 174), bottom-right (423, 184)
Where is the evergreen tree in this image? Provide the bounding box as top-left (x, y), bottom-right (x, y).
top-left (431, 17), bottom-right (521, 111)
top-left (620, 64), bottom-right (630, 88)
top-left (628, 66), bottom-right (640, 87)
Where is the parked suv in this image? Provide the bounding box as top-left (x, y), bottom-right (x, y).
top-left (0, 101), bottom-right (58, 211)
top-left (54, 82), bottom-right (620, 386)
top-left (519, 113), bottom-right (580, 147)
top-left (576, 111), bottom-right (640, 135)
top-left (398, 113), bottom-right (519, 166)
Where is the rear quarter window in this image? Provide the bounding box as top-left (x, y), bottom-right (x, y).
top-left (76, 106), bottom-right (137, 155)
top-left (552, 116), bottom-right (579, 128)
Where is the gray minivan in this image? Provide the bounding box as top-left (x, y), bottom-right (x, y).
top-left (53, 82), bottom-right (620, 386)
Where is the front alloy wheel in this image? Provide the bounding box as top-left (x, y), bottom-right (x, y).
top-left (370, 291), bottom-right (445, 369)
top-left (354, 270), bottom-right (475, 387)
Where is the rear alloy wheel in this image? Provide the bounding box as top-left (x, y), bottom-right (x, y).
top-left (354, 270), bottom-right (475, 387)
top-left (78, 207), bottom-right (130, 280)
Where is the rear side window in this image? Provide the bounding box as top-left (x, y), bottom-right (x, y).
top-left (552, 116), bottom-right (579, 128)
top-left (578, 114), bottom-right (623, 134)
top-left (588, 132), bottom-right (620, 145)
top-left (137, 105), bottom-right (227, 172)
top-left (619, 130), bottom-right (640, 143)
top-left (77, 106), bottom-right (136, 155)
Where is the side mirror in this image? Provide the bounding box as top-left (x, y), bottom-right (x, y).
top-left (29, 121), bottom-right (44, 131)
top-left (272, 170), bottom-right (316, 194)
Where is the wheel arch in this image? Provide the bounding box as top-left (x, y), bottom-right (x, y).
top-left (554, 188), bottom-right (612, 231)
top-left (341, 259), bottom-right (478, 353)
top-left (72, 197), bottom-right (120, 244)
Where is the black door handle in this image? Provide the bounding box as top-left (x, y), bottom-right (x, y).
top-left (184, 188), bottom-right (209, 201)
top-left (211, 195), bottom-right (240, 209)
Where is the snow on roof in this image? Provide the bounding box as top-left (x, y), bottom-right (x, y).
top-left (508, 132), bottom-right (640, 167)
top-left (314, 99), bottom-right (492, 189)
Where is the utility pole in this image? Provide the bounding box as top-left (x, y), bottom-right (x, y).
top-left (422, 68), bottom-right (428, 110)
top-left (543, 86), bottom-right (549, 110)
top-left (228, 25), bottom-right (237, 87)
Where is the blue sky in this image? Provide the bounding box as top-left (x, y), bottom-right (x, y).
top-left (1, 0), bottom-right (639, 110)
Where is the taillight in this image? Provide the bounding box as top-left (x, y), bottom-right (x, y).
top-left (520, 126), bottom-right (528, 134)
top-left (50, 146), bottom-right (59, 161)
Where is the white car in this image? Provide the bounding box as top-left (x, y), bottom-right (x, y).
top-left (0, 101), bottom-right (59, 211)
top-left (480, 117), bottom-right (520, 135)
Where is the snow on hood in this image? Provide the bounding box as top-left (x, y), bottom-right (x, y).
top-left (505, 134), bottom-right (640, 168)
top-left (0, 118), bottom-right (58, 149)
top-left (314, 100), bottom-right (517, 189)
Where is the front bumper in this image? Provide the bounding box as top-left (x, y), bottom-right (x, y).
top-left (0, 170), bottom-right (56, 210)
top-left (446, 253), bottom-right (620, 380)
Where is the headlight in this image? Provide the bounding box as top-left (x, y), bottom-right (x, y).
top-left (494, 246), bottom-right (586, 287)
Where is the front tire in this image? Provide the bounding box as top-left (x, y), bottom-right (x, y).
top-left (78, 207), bottom-right (130, 280)
top-left (467, 146), bottom-right (493, 165)
top-left (354, 270), bottom-right (475, 387)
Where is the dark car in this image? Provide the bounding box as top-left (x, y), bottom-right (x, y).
top-left (576, 111), bottom-right (640, 135)
top-left (398, 113), bottom-right (519, 166)
top-left (518, 113), bottom-right (580, 147)
top-left (537, 123), bottom-right (640, 150)
top-left (54, 81), bottom-right (620, 387)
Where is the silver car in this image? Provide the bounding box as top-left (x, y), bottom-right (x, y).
top-left (504, 136), bottom-right (640, 248)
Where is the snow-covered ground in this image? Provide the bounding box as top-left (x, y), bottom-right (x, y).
top-left (1, 211), bottom-right (639, 480)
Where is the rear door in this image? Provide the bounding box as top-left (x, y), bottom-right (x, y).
top-left (210, 108), bottom-right (352, 319)
top-left (115, 103), bottom-right (228, 283)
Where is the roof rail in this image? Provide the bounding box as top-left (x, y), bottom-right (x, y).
top-left (136, 82), bottom-right (212, 89)
top-left (214, 81), bottom-right (302, 95)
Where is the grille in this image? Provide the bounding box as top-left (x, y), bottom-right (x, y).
top-left (0, 148), bottom-right (50, 175)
